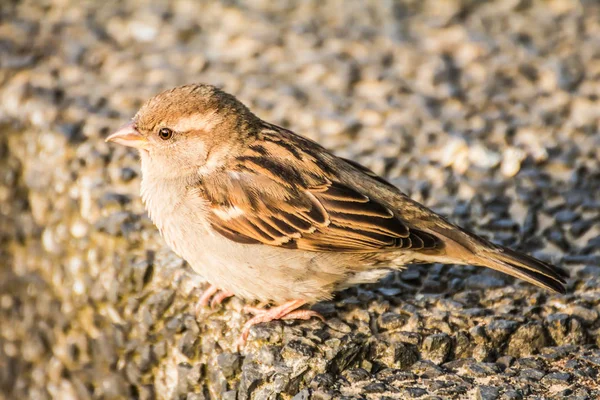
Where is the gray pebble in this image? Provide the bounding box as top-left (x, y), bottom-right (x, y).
top-left (476, 385), bottom-right (500, 400)
top-left (507, 323), bottom-right (548, 358)
top-left (546, 314), bottom-right (587, 346)
top-left (292, 389), bottom-right (311, 400)
top-left (217, 353), bottom-right (241, 379)
top-left (542, 371), bottom-right (571, 384)
top-left (421, 333), bottom-right (453, 365)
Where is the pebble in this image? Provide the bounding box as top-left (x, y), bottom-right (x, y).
top-left (216, 353), bottom-right (241, 379)
top-left (546, 314), bottom-right (587, 346)
top-left (542, 371), bottom-right (571, 384)
top-left (486, 320), bottom-right (519, 346)
top-left (507, 323), bottom-right (549, 358)
top-left (501, 147), bottom-right (526, 177)
top-left (421, 333), bottom-right (453, 365)
top-left (476, 385), bottom-right (500, 400)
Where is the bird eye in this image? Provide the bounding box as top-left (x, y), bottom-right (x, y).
top-left (158, 127), bottom-right (173, 140)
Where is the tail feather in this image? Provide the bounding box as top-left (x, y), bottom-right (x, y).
top-left (427, 226), bottom-right (568, 294)
top-left (479, 246), bottom-right (567, 294)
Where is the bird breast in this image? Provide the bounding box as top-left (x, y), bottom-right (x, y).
top-left (140, 168), bottom-right (213, 255)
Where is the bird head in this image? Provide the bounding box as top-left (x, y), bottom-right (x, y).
top-left (106, 84), bottom-right (258, 177)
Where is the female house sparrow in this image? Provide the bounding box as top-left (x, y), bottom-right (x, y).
top-left (106, 84), bottom-right (567, 343)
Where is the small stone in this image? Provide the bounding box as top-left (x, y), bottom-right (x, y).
top-left (464, 273), bottom-right (507, 290)
top-left (342, 368), bottom-right (370, 383)
top-left (253, 345), bottom-right (280, 367)
top-left (99, 192), bottom-right (132, 208)
top-left (120, 167), bottom-right (138, 182)
top-left (507, 322), bottom-right (548, 357)
top-left (131, 259), bottom-right (154, 292)
top-left (501, 147), bottom-right (526, 177)
top-left (176, 363), bottom-right (193, 394)
top-left (542, 372), bottom-right (571, 384)
top-left (544, 228), bottom-right (570, 251)
top-left (310, 389), bottom-right (334, 400)
top-left (496, 356), bottom-right (514, 369)
top-left (476, 385), bottom-right (500, 400)
top-left (292, 389), bottom-right (311, 400)
top-left (514, 357), bottom-right (545, 370)
top-left (539, 345), bottom-right (578, 361)
top-left (554, 209), bottom-right (578, 224)
top-left (377, 312), bottom-right (408, 331)
top-left (399, 387), bottom-right (428, 398)
top-left (186, 363), bottom-right (203, 386)
top-left (238, 362), bottom-right (263, 399)
top-left (485, 320), bottom-right (519, 346)
top-left (453, 331), bottom-right (472, 359)
top-left (324, 318), bottom-right (352, 333)
top-left (248, 322), bottom-right (282, 343)
top-left (325, 334), bottom-right (368, 374)
top-left (216, 352), bottom-right (241, 379)
top-left (557, 56), bottom-right (584, 91)
top-left (221, 391), bottom-right (237, 400)
top-left (468, 143), bottom-right (501, 169)
top-left (70, 220), bottom-right (88, 238)
top-left (178, 332), bottom-right (198, 359)
top-left (186, 393), bottom-right (206, 400)
top-left (421, 333), bottom-right (453, 365)
top-left (310, 373), bottom-right (335, 390)
top-left (519, 368), bottom-right (545, 381)
top-left (501, 390), bottom-right (522, 400)
top-left (401, 268), bottom-right (421, 281)
top-left (272, 373), bottom-right (295, 394)
top-left (464, 361), bottom-right (501, 377)
top-left (145, 290), bottom-right (175, 319)
top-left (363, 382), bottom-right (386, 393)
top-left (369, 339), bottom-right (418, 370)
top-left (570, 219), bottom-right (593, 237)
top-left (95, 211), bottom-right (138, 236)
top-left (546, 314), bottom-right (587, 345)
top-left (564, 305), bottom-right (598, 324)
top-left (410, 360), bottom-right (444, 378)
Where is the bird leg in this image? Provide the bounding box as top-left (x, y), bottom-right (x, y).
top-left (209, 289), bottom-right (235, 308)
top-left (196, 285), bottom-right (234, 315)
top-left (237, 300), bottom-right (324, 347)
top-left (198, 285), bottom-right (219, 306)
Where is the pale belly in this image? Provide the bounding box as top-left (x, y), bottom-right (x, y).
top-left (157, 209), bottom-right (408, 303)
top-left (163, 218), bottom-right (344, 303)
top-left (142, 175), bottom-right (410, 304)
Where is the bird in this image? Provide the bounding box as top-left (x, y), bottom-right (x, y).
top-left (106, 83), bottom-right (567, 345)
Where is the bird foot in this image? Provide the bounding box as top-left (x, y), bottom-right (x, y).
top-left (236, 300), bottom-right (324, 348)
top-left (196, 285), bottom-right (234, 315)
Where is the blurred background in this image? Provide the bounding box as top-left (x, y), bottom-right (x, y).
top-left (1, 0), bottom-right (599, 399)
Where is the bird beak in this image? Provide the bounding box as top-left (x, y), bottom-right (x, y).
top-left (106, 122), bottom-right (148, 149)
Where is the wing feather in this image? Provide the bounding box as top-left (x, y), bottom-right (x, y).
top-left (203, 125), bottom-right (442, 253)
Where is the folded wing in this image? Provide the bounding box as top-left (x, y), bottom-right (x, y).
top-left (201, 125), bottom-right (440, 253)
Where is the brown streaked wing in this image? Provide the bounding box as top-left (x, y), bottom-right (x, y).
top-left (203, 125), bottom-right (442, 253)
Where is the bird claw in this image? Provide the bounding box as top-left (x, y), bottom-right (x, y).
top-left (209, 290), bottom-right (235, 309)
top-left (236, 300), bottom-right (324, 348)
top-left (195, 285), bottom-right (234, 317)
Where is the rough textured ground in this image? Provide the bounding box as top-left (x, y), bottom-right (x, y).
top-left (1, 0), bottom-right (600, 399)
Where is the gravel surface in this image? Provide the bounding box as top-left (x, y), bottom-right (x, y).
top-left (1, 0), bottom-right (600, 399)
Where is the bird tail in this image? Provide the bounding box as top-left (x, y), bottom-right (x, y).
top-left (426, 226), bottom-right (568, 294)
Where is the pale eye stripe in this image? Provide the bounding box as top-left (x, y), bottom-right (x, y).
top-left (170, 111), bottom-right (221, 133)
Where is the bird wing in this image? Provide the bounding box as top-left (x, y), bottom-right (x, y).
top-left (197, 123), bottom-right (567, 294)
top-left (200, 125), bottom-right (440, 253)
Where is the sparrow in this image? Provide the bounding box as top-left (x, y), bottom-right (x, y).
top-left (106, 84), bottom-right (567, 344)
